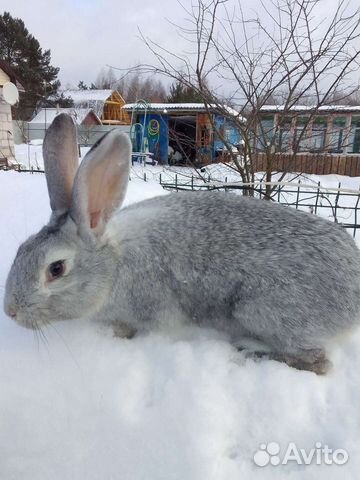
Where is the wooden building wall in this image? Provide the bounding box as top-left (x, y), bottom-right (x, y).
top-left (196, 113), bottom-right (213, 163)
top-left (101, 91), bottom-right (130, 125)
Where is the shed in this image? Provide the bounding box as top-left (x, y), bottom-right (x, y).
top-left (63, 89), bottom-right (130, 125)
top-left (122, 102), bottom-right (242, 165)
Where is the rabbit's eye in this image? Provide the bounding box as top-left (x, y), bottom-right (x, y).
top-left (47, 260), bottom-right (65, 281)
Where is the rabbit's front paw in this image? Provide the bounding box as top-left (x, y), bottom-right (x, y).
top-left (112, 321), bottom-right (137, 339)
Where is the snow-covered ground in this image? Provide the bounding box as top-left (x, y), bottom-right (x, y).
top-left (1, 160), bottom-right (360, 478)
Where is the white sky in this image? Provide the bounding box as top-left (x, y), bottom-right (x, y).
top-left (4, 0), bottom-right (360, 90)
top-left (5, 0), bottom-right (192, 87)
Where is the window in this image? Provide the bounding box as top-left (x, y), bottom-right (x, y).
top-left (293, 117), bottom-right (310, 152)
top-left (353, 130), bottom-right (360, 154)
top-left (277, 116), bottom-right (292, 152)
top-left (279, 129), bottom-right (291, 152)
top-left (310, 117), bottom-right (327, 152)
top-left (350, 116), bottom-right (360, 154)
top-left (256, 116), bottom-right (274, 151)
top-left (328, 117), bottom-right (345, 153)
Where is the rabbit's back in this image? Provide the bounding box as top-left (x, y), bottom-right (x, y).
top-left (114, 192), bottom-right (360, 348)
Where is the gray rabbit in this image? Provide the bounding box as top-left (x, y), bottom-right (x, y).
top-left (4, 114), bottom-right (360, 374)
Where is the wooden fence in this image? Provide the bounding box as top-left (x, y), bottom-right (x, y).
top-left (252, 153), bottom-right (360, 177)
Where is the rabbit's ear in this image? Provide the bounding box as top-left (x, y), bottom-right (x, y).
top-left (70, 129), bottom-right (131, 240)
top-left (43, 114), bottom-right (79, 215)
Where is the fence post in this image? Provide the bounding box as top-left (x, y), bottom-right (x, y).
top-left (334, 182), bottom-right (341, 223)
top-left (314, 181), bottom-right (321, 215)
top-left (152, 174), bottom-right (359, 237)
top-left (295, 180), bottom-right (301, 209)
top-left (355, 187), bottom-right (360, 237)
top-left (27, 122), bottom-right (31, 170)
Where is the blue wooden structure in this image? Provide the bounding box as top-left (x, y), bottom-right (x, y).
top-left (124, 102), bottom-right (242, 165)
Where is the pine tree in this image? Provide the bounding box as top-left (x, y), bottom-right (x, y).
top-left (78, 80), bottom-right (89, 90)
top-left (0, 11), bottom-right (61, 119)
top-left (167, 80), bottom-right (204, 103)
top-left (42, 92), bottom-right (74, 108)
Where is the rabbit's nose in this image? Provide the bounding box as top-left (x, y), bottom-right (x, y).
top-left (5, 304), bottom-right (17, 319)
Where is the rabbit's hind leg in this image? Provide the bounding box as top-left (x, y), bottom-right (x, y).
top-left (270, 348), bottom-right (332, 375)
top-left (240, 347), bottom-right (332, 375)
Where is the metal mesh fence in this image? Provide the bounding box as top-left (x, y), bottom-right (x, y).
top-left (158, 174), bottom-right (360, 237)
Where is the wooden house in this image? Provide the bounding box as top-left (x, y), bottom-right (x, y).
top-left (63, 89), bottom-right (130, 125)
top-left (254, 105), bottom-right (360, 176)
top-left (258, 105), bottom-right (360, 155)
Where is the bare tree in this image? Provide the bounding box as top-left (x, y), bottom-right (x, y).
top-left (138, 0), bottom-right (360, 197)
top-left (119, 73), bottom-right (167, 102)
top-left (94, 67), bottom-right (118, 89)
top-left (94, 67), bottom-right (168, 102)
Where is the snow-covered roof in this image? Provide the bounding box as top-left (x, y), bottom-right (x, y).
top-left (62, 89), bottom-right (123, 118)
top-left (30, 108), bottom-right (101, 125)
top-left (260, 104), bottom-right (360, 113)
top-left (63, 89), bottom-right (114, 103)
top-left (123, 102), bottom-right (245, 121)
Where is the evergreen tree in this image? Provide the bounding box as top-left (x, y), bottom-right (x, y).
top-left (78, 80), bottom-right (89, 90)
top-left (167, 80), bottom-right (204, 103)
top-left (0, 11), bottom-right (61, 119)
top-left (41, 92), bottom-right (74, 108)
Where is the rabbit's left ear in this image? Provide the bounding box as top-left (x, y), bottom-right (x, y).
top-left (43, 113), bottom-right (79, 216)
top-left (70, 129), bottom-right (131, 240)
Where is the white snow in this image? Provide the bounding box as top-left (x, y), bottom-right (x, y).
top-left (261, 104), bottom-right (360, 112)
top-left (29, 108), bottom-right (101, 125)
top-left (123, 102), bottom-right (244, 120)
top-left (62, 89), bottom-right (115, 103)
top-left (1, 167), bottom-right (360, 479)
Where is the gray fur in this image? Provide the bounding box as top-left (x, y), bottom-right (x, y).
top-left (70, 127), bottom-right (131, 241)
top-left (4, 114), bottom-right (360, 373)
top-left (43, 113), bottom-right (78, 217)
